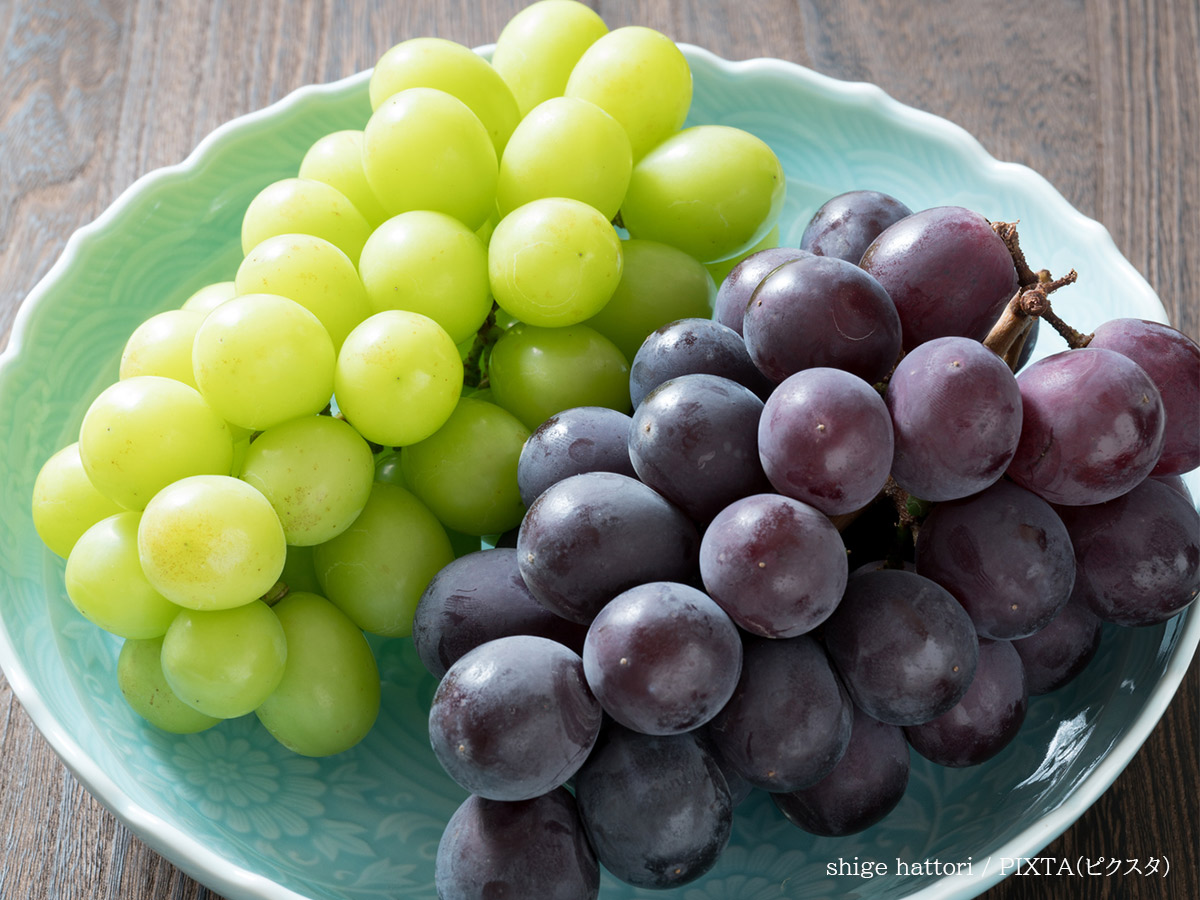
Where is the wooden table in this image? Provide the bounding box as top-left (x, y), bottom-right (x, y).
top-left (0, 1), bottom-right (1195, 898)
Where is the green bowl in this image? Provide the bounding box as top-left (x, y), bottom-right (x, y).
top-left (0, 45), bottom-right (1196, 900)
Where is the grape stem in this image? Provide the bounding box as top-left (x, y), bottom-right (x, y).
top-left (260, 580), bottom-right (289, 607)
top-left (463, 303), bottom-right (506, 389)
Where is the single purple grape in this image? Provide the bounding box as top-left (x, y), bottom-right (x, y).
top-left (712, 246), bottom-right (808, 334)
top-left (517, 406), bottom-right (636, 507)
top-left (1012, 590), bottom-right (1103, 695)
top-left (799, 189), bottom-right (913, 264)
top-left (630, 317), bottom-right (772, 407)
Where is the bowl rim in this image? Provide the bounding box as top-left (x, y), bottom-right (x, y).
top-left (0, 42), bottom-right (1196, 900)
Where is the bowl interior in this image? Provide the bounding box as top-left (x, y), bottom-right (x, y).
top-left (0, 46), bottom-right (1196, 900)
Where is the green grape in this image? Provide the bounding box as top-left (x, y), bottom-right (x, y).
top-left (399, 397), bottom-right (529, 535)
top-left (181, 281), bottom-right (236, 314)
top-left (78, 376), bottom-right (234, 510)
top-left (334, 310), bottom-right (463, 447)
top-left (496, 96), bottom-right (631, 220)
top-left (489, 197), bottom-right (623, 327)
top-left (255, 592), bottom-right (380, 757)
top-left (278, 543), bottom-right (324, 596)
top-left (239, 415), bottom-right (375, 546)
top-left (358, 211), bottom-right (491, 344)
top-left (373, 448), bottom-right (405, 487)
top-left (446, 528), bottom-right (486, 558)
top-left (64, 512), bottom-right (182, 638)
top-left (229, 434), bottom-right (251, 476)
top-left (362, 87), bottom-right (498, 232)
top-left (241, 177), bottom-right (372, 264)
top-left (118, 637), bottom-right (222, 734)
top-left (312, 481), bottom-right (454, 637)
top-left (564, 25), bottom-right (692, 160)
top-left (298, 130), bottom-right (389, 228)
top-left (706, 223), bottom-right (780, 285)
top-left (584, 239), bottom-right (715, 360)
top-left (192, 293), bottom-right (335, 432)
top-left (235, 233), bottom-right (373, 352)
top-left (488, 323), bottom-right (631, 430)
top-left (137, 474), bottom-right (287, 611)
top-left (620, 125), bottom-right (786, 263)
top-left (160, 600), bottom-right (287, 719)
top-left (476, 208), bottom-right (500, 246)
top-left (119, 309), bottom-right (205, 388)
top-left (368, 37), bottom-right (520, 155)
top-left (32, 442), bottom-right (124, 558)
top-left (491, 0), bottom-right (609, 117)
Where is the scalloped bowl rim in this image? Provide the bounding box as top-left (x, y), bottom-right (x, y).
top-left (0, 43), bottom-right (1195, 900)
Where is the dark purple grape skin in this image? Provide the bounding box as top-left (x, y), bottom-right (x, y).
top-left (712, 246), bottom-right (809, 335)
top-left (1087, 317), bottom-right (1200, 476)
top-left (428, 635), bottom-right (602, 801)
top-left (435, 787), bottom-right (600, 900)
top-left (915, 480), bottom-right (1076, 640)
top-left (758, 367), bottom-right (895, 516)
top-left (574, 726), bottom-right (732, 890)
top-left (886, 336), bottom-right (1023, 502)
top-left (904, 638), bottom-right (1028, 768)
top-left (629, 317), bottom-right (772, 407)
top-left (799, 189), bottom-right (914, 264)
top-left (742, 254), bottom-right (902, 385)
top-left (1012, 590), bottom-right (1103, 695)
top-left (517, 406), bottom-right (636, 507)
top-left (772, 706), bottom-right (910, 837)
top-left (1007, 348), bottom-right (1166, 506)
top-left (822, 568), bottom-right (979, 727)
top-left (694, 726), bottom-right (755, 807)
top-left (860, 206), bottom-right (1018, 351)
top-left (707, 634), bottom-right (853, 792)
top-left (629, 373), bottom-right (769, 522)
top-left (412, 549), bottom-right (589, 679)
top-left (1155, 474), bottom-right (1194, 503)
top-left (517, 471), bottom-right (701, 624)
top-left (582, 582), bottom-right (742, 735)
top-left (699, 493), bottom-right (848, 638)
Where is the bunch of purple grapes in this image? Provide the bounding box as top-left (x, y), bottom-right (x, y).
top-left (415, 190), bottom-right (1200, 900)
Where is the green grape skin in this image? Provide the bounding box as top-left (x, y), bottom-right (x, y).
top-left (255, 592), bottom-right (381, 757)
top-left (620, 124), bottom-right (786, 263)
top-left (362, 87), bottom-right (498, 232)
top-left (706, 223), bottom-right (780, 285)
top-left (278, 543), bottom-right (324, 596)
top-left (491, 0), bottom-right (609, 117)
top-left (32, 442), bottom-right (124, 558)
top-left (584, 239), bottom-right (715, 360)
top-left (298, 130), bottom-right (390, 228)
top-left (564, 25), bottom-right (692, 161)
top-left (399, 397), bottom-right (530, 535)
top-left (488, 197), bottom-right (623, 328)
top-left (235, 233), bottom-right (373, 352)
top-left (241, 177), bottom-right (372, 264)
top-left (137, 474), bottom-right (287, 611)
top-left (160, 600), bottom-right (287, 719)
top-left (64, 512), bottom-right (182, 639)
top-left (239, 415), bottom-right (375, 547)
top-left (358, 211), bottom-right (491, 345)
top-left (78, 375), bottom-right (234, 511)
top-left (488, 323), bottom-right (631, 430)
top-left (192, 293), bottom-right (336, 432)
top-left (181, 281), bottom-right (236, 314)
top-left (334, 310), bottom-right (464, 447)
top-left (373, 448), bottom-right (405, 487)
top-left (312, 481), bottom-right (454, 637)
top-left (496, 96), bottom-right (631, 220)
top-left (118, 637), bottom-right (222, 734)
top-left (119, 309), bottom-right (205, 389)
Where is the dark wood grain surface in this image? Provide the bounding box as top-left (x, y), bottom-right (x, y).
top-left (0, 2), bottom-right (1196, 899)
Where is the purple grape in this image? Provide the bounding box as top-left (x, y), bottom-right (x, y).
top-left (822, 568), bottom-right (979, 726)
top-left (713, 246), bottom-right (808, 334)
top-left (413, 549), bottom-right (589, 679)
top-left (772, 706), bottom-right (910, 836)
top-left (1012, 591), bottom-right (1103, 695)
top-left (629, 373), bottom-right (769, 522)
top-left (428, 635), bottom-right (602, 801)
top-left (904, 638), bottom-right (1028, 768)
top-left (1007, 348), bottom-right (1165, 506)
top-left (517, 406), bottom-right (636, 507)
top-left (699, 493), bottom-right (848, 637)
top-left (860, 206), bottom-right (1018, 351)
top-left (582, 582), bottom-right (742, 735)
top-left (629, 317), bottom-right (772, 407)
top-left (695, 726), bottom-right (756, 807)
top-left (707, 634), bottom-right (853, 792)
top-left (517, 472), bottom-right (700, 624)
top-left (758, 367), bottom-right (894, 516)
top-left (799, 189), bottom-right (913, 264)
top-left (885, 336), bottom-right (1023, 501)
top-left (1156, 473), bottom-right (1194, 503)
top-left (915, 480), bottom-right (1076, 640)
top-left (435, 787), bottom-right (599, 900)
top-left (742, 254), bottom-right (902, 385)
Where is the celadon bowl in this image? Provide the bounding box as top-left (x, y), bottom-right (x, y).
top-left (0, 44), bottom-right (1196, 900)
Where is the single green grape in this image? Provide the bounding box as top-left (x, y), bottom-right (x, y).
top-left (160, 600), bottom-right (287, 719)
top-left (298, 130), bottom-right (390, 228)
top-left (241, 177), bottom-right (372, 264)
top-left (706, 223), bottom-right (780, 285)
top-left (32, 442), bottom-right (124, 558)
top-left (255, 592), bottom-right (380, 757)
top-left (119, 309), bottom-right (205, 388)
top-left (373, 448), bottom-right (405, 487)
top-left (180, 281), bottom-right (236, 314)
top-left (118, 637), bottom-right (222, 734)
top-left (278, 543), bottom-right (324, 596)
